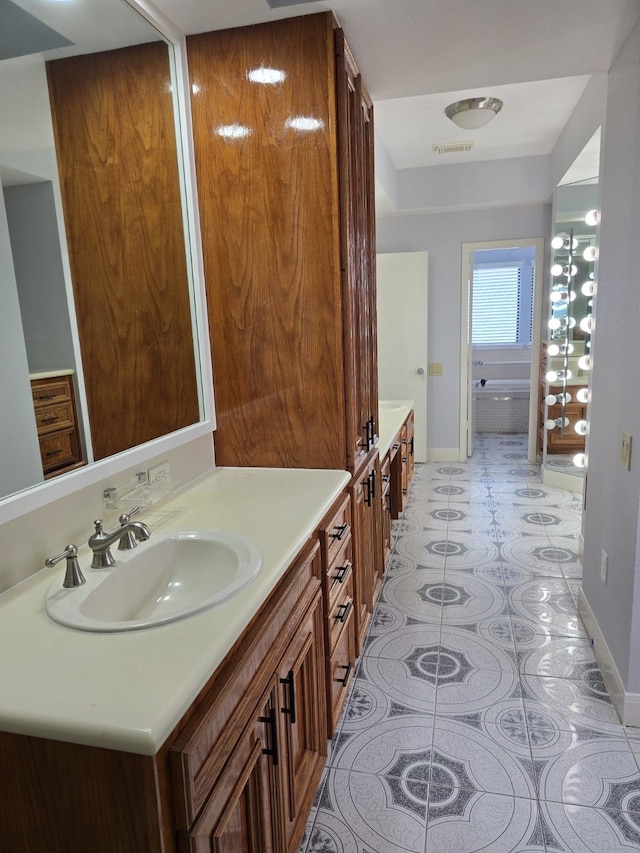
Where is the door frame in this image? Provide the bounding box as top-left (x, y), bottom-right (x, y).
top-left (459, 237), bottom-right (544, 463)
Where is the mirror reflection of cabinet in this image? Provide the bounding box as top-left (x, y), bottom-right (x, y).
top-left (46, 42), bottom-right (200, 461)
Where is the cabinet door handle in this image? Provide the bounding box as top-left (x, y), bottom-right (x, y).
top-left (410, 437), bottom-right (414, 456)
top-left (330, 522), bottom-right (349, 541)
top-left (334, 600), bottom-right (352, 624)
top-left (363, 475), bottom-right (372, 507)
top-left (46, 449), bottom-right (63, 457)
top-left (279, 670), bottom-right (296, 725)
top-left (335, 662), bottom-right (353, 688)
top-left (369, 469), bottom-right (376, 499)
top-left (259, 708), bottom-right (279, 766)
top-left (392, 443), bottom-right (400, 450)
top-left (42, 415), bottom-right (59, 424)
top-left (333, 562), bottom-right (350, 583)
top-left (39, 393), bottom-right (55, 401)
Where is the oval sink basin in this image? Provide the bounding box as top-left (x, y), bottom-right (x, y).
top-left (379, 401), bottom-right (405, 411)
top-left (44, 530), bottom-right (262, 632)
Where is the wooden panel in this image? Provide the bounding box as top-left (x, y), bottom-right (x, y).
top-left (47, 42), bottom-right (199, 460)
top-left (31, 376), bottom-right (71, 407)
top-left (38, 427), bottom-right (80, 473)
top-left (187, 15), bottom-right (346, 469)
top-left (327, 607), bottom-right (356, 735)
top-left (0, 732), bottom-right (164, 853)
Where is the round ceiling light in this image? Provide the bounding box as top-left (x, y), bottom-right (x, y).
top-left (444, 97), bottom-right (504, 130)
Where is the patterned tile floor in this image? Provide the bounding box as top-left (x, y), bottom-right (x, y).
top-left (299, 434), bottom-right (640, 853)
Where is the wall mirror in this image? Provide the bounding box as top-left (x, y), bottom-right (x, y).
top-left (542, 141), bottom-right (599, 483)
top-left (0, 0), bottom-right (203, 506)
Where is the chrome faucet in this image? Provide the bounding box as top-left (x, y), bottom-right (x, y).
top-left (88, 516), bottom-right (151, 568)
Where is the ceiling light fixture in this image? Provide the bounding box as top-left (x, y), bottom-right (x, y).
top-left (444, 96), bottom-right (503, 130)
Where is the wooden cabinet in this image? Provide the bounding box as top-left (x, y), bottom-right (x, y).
top-left (31, 374), bottom-right (85, 477)
top-left (0, 539), bottom-right (327, 853)
top-left (187, 12), bottom-right (377, 475)
top-left (349, 449), bottom-right (381, 654)
top-left (319, 495), bottom-right (356, 735)
top-left (380, 453), bottom-right (392, 566)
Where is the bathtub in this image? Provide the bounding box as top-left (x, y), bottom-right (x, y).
top-left (473, 379), bottom-right (530, 433)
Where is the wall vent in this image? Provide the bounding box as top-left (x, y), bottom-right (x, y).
top-left (433, 141), bottom-right (475, 154)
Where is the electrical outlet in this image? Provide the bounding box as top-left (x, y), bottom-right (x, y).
top-left (620, 431), bottom-right (632, 471)
top-left (600, 549), bottom-right (608, 584)
top-left (148, 460), bottom-right (171, 485)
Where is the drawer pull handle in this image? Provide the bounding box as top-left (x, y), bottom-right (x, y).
top-left (392, 443), bottom-right (400, 450)
top-left (42, 415), bottom-right (59, 424)
top-left (330, 523), bottom-right (349, 541)
top-left (335, 600), bottom-right (352, 624)
top-left (335, 661), bottom-right (353, 688)
top-left (259, 708), bottom-right (279, 766)
top-left (279, 670), bottom-right (296, 725)
top-left (39, 393), bottom-right (55, 401)
top-left (382, 474), bottom-right (390, 483)
top-left (333, 563), bottom-right (350, 583)
top-left (46, 449), bottom-right (63, 457)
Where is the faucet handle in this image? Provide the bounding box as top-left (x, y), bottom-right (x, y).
top-left (45, 544), bottom-right (86, 589)
top-left (118, 507), bottom-right (141, 551)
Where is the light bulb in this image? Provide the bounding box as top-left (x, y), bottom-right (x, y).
top-left (548, 344), bottom-right (560, 356)
top-left (545, 394), bottom-right (558, 406)
top-left (546, 370), bottom-right (558, 383)
top-left (568, 290), bottom-right (577, 301)
top-left (576, 388), bottom-right (590, 403)
top-left (573, 453), bottom-right (587, 468)
top-left (568, 317), bottom-right (577, 328)
top-left (586, 339), bottom-right (591, 349)
top-left (583, 245), bottom-right (598, 262)
top-left (559, 369), bottom-right (572, 380)
top-left (551, 263), bottom-right (563, 277)
top-left (548, 317), bottom-right (562, 330)
top-left (578, 355), bottom-right (592, 371)
top-left (550, 291), bottom-right (566, 303)
top-left (545, 419), bottom-right (557, 430)
top-left (566, 264), bottom-right (578, 277)
top-left (549, 343), bottom-right (574, 356)
top-left (585, 209), bottom-right (600, 226)
top-left (574, 420), bottom-right (588, 436)
top-left (551, 235), bottom-right (565, 250)
top-left (580, 316), bottom-right (594, 333)
top-left (581, 280), bottom-right (596, 296)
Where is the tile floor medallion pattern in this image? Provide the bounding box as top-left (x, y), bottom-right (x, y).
top-left (298, 434), bottom-right (640, 852)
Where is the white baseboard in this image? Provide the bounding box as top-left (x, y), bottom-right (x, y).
top-left (427, 448), bottom-right (461, 462)
top-left (577, 588), bottom-right (640, 728)
top-left (542, 465), bottom-right (584, 494)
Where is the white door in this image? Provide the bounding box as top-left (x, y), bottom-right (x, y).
top-left (376, 252), bottom-right (428, 462)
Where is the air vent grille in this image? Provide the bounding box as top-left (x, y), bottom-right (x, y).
top-left (433, 141), bottom-right (475, 154)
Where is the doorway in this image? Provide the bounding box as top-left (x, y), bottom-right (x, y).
top-left (459, 238), bottom-right (544, 463)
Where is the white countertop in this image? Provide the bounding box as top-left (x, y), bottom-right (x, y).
top-left (29, 369), bottom-right (75, 380)
top-left (0, 466), bottom-right (349, 756)
top-left (377, 400), bottom-right (414, 458)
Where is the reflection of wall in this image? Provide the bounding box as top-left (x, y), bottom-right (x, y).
top-left (47, 41), bottom-right (199, 461)
top-left (0, 189), bottom-right (43, 494)
top-left (4, 181), bottom-right (75, 370)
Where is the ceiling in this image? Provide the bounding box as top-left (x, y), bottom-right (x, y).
top-left (149, 0), bottom-right (640, 186)
top-left (3, 0), bottom-right (640, 204)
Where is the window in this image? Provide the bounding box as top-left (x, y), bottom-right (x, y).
top-left (472, 263), bottom-right (534, 344)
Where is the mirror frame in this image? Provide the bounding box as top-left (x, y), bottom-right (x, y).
top-left (0, 0), bottom-right (214, 526)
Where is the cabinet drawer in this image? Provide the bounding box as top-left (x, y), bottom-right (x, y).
top-left (327, 608), bottom-right (356, 734)
top-left (319, 494), bottom-right (351, 568)
top-left (326, 535), bottom-right (352, 603)
top-left (34, 402), bottom-right (75, 435)
top-left (39, 428), bottom-right (80, 474)
top-left (327, 569), bottom-right (353, 654)
top-left (31, 377), bottom-right (72, 408)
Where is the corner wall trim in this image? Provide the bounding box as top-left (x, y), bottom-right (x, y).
top-left (577, 587), bottom-right (640, 728)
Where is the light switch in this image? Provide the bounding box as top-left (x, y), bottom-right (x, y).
top-left (429, 362), bottom-right (443, 376)
top-left (620, 431), bottom-right (632, 471)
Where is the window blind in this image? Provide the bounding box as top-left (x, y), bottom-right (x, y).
top-left (472, 264), bottom-right (533, 344)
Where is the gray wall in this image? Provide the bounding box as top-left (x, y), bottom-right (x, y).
top-left (4, 181), bottom-right (76, 370)
top-left (0, 190), bottom-right (44, 495)
top-left (376, 203), bottom-right (551, 452)
top-left (581, 16), bottom-right (640, 692)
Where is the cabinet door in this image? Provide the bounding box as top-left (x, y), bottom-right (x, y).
top-left (277, 591), bottom-right (327, 852)
top-left (179, 684), bottom-right (283, 853)
top-left (405, 412), bottom-right (415, 487)
top-left (350, 460), bottom-right (375, 653)
top-left (336, 28), bottom-right (369, 472)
